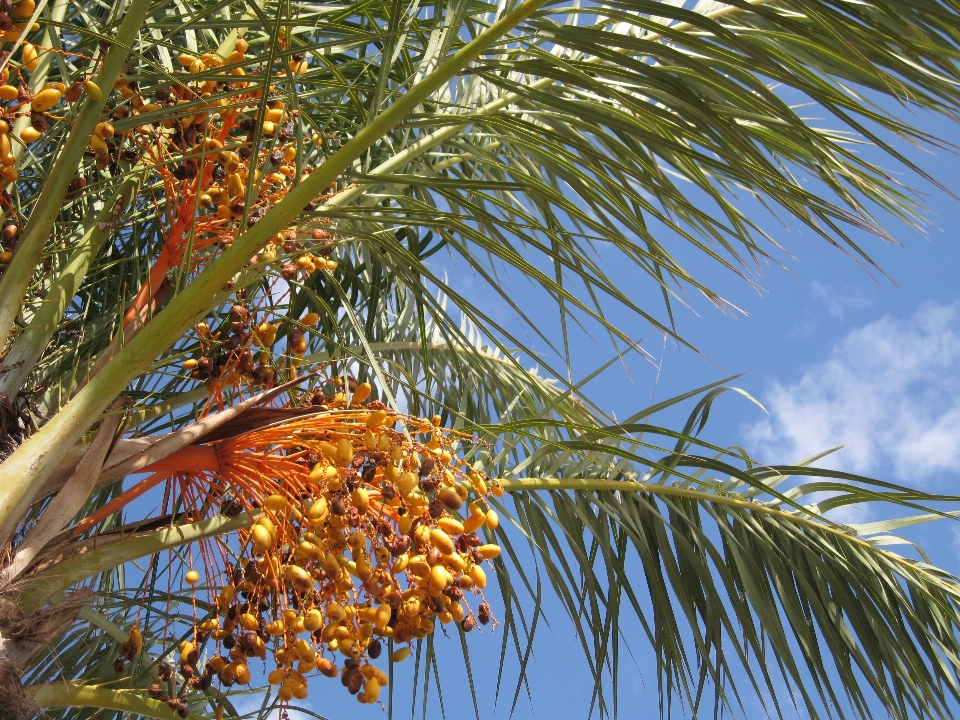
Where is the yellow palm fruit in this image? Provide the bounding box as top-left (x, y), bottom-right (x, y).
top-left (91, 121), bottom-right (117, 143)
top-left (226, 50), bottom-right (244, 64)
top-left (185, 569), bottom-right (200, 585)
top-left (82, 80), bottom-right (102, 101)
top-left (0, 167), bottom-right (18, 183)
top-left (414, 525), bottom-right (432, 547)
top-left (294, 638), bottom-right (316, 663)
top-left (30, 87), bottom-right (61, 112)
top-left (266, 107), bottom-right (284, 124)
top-left (234, 37), bottom-right (249, 53)
top-left (301, 311), bottom-right (319, 326)
top-left (366, 409), bottom-right (389, 429)
top-left (262, 120), bottom-right (276, 135)
top-left (429, 564), bottom-right (450, 595)
top-left (283, 564), bottom-right (312, 587)
top-left (469, 472), bottom-right (488, 495)
top-left (392, 647), bottom-right (411, 662)
top-left (326, 602), bottom-right (346, 622)
top-left (304, 608), bottom-right (323, 631)
top-left (437, 517), bottom-right (464, 536)
top-left (357, 622), bottom-right (374, 643)
top-left (398, 471), bottom-right (418, 496)
top-left (351, 382), bottom-right (372, 405)
top-left (0, 86), bottom-right (18, 101)
top-left (307, 498), bottom-right (329, 525)
top-left (442, 552), bottom-right (466, 573)
top-left (438, 486), bottom-right (463, 510)
top-left (283, 145), bottom-right (297, 161)
top-left (263, 494), bottom-right (288, 512)
top-left (374, 603), bottom-right (392, 630)
top-left (316, 440), bottom-right (337, 459)
top-left (179, 641), bottom-right (196, 663)
top-left (430, 528), bottom-right (455, 555)
top-left (128, 625), bottom-right (143, 653)
top-left (234, 664), bottom-right (251, 685)
top-left (21, 43), bottom-right (38, 72)
top-left (11, 0), bottom-right (36, 19)
top-left (239, 613), bottom-right (259, 630)
top-left (485, 509), bottom-right (500, 530)
top-left (477, 544), bottom-right (501, 560)
top-left (364, 677), bottom-right (381, 703)
top-left (266, 619), bottom-right (285, 636)
top-left (19, 126), bottom-right (41, 143)
top-left (352, 487), bottom-right (370, 511)
top-left (89, 133), bottom-right (108, 154)
top-left (470, 564), bottom-right (487, 588)
top-left (267, 668), bottom-right (286, 685)
top-left (251, 523), bottom-right (273, 551)
top-left (462, 511), bottom-right (485, 534)
top-left (295, 541), bottom-right (319, 561)
top-left (258, 514), bottom-right (277, 541)
top-left (336, 437), bottom-right (353, 466)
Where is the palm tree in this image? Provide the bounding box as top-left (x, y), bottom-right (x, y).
top-left (0, 0), bottom-right (959, 718)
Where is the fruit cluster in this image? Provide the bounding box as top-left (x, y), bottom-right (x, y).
top-left (174, 397), bottom-right (502, 706)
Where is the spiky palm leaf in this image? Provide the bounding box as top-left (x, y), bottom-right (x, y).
top-left (0, 0), bottom-right (959, 719)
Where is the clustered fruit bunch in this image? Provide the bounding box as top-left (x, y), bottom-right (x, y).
top-left (0, 0), bottom-right (58, 263)
top-left (166, 387), bottom-right (502, 706)
top-left (183, 305), bottom-right (330, 392)
top-left (2, 24), bottom-right (344, 325)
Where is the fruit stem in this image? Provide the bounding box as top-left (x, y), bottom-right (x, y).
top-left (27, 683), bottom-right (206, 720)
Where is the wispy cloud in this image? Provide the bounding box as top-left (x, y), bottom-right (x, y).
top-left (810, 281), bottom-right (872, 319)
top-left (745, 302), bottom-right (960, 483)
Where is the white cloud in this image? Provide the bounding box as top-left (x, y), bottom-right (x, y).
top-left (745, 302), bottom-right (960, 483)
top-left (810, 281), bottom-right (872, 319)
